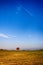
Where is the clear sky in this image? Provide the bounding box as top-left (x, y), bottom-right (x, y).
top-left (0, 0), bottom-right (43, 50)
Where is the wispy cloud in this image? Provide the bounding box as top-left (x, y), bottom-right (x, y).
top-left (16, 1), bottom-right (33, 16)
top-left (16, 6), bottom-right (21, 14)
top-left (0, 33), bottom-right (16, 38)
top-left (23, 7), bottom-right (33, 16)
top-left (9, 36), bottom-right (16, 38)
top-left (0, 33), bottom-right (9, 38)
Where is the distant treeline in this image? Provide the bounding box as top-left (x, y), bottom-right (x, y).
top-left (0, 49), bottom-right (43, 51)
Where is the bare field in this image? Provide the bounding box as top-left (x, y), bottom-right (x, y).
top-left (0, 50), bottom-right (43, 65)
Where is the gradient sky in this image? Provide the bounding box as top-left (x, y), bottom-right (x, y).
top-left (0, 0), bottom-right (43, 50)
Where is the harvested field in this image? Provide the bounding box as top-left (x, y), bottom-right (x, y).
top-left (0, 50), bottom-right (43, 65)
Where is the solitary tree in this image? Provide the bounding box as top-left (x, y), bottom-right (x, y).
top-left (16, 47), bottom-right (20, 50)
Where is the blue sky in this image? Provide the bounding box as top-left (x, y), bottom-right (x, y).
top-left (0, 0), bottom-right (43, 50)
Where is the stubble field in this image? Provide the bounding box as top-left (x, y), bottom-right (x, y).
top-left (0, 50), bottom-right (43, 65)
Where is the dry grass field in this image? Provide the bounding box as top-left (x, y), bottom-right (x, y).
top-left (0, 50), bottom-right (43, 65)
